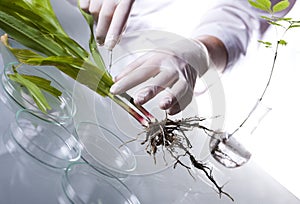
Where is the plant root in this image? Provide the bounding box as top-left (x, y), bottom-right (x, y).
top-left (141, 115), bottom-right (234, 202)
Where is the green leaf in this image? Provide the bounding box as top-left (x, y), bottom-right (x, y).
top-left (268, 21), bottom-right (283, 27)
top-left (257, 0), bottom-right (272, 10)
top-left (21, 75), bottom-right (62, 99)
top-left (6, 46), bottom-right (45, 62)
top-left (276, 17), bottom-right (293, 21)
top-left (258, 40), bottom-right (272, 48)
top-left (278, 39), bottom-right (287, 46)
top-left (15, 53), bottom-right (114, 96)
top-left (79, 6), bottom-right (107, 71)
top-left (0, 0), bottom-right (116, 112)
top-left (15, 51), bottom-right (113, 86)
top-left (8, 73), bottom-right (51, 113)
top-left (0, 0), bottom-right (88, 58)
top-left (3, 40), bottom-right (114, 95)
top-left (289, 22), bottom-right (300, 29)
top-left (0, 10), bottom-right (64, 56)
top-left (290, 25), bottom-right (300, 28)
top-left (24, 56), bottom-right (114, 96)
top-left (248, 0), bottom-right (271, 11)
top-left (272, 0), bottom-right (290, 13)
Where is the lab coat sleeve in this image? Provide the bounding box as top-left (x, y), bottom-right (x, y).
top-left (192, 0), bottom-right (296, 70)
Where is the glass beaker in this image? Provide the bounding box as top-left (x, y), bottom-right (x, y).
top-left (58, 162), bottom-right (141, 204)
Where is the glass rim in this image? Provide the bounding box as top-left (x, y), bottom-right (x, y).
top-left (74, 119), bottom-right (177, 176)
top-left (1, 62), bottom-right (76, 124)
top-left (75, 121), bottom-right (137, 177)
top-left (8, 108), bottom-right (82, 169)
top-left (62, 161), bottom-right (140, 204)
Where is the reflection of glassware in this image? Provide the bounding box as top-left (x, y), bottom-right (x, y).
top-left (4, 109), bottom-right (81, 169)
top-left (177, 164), bottom-right (232, 203)
top-left (59, 162), bottom-right (140, 204)
top-left (0, 136), bottom-right (65, 204)
top-left (209, 103), bottom-right (271, 168)
top-left (75, 122), bottom-right (136, 178)
top-left (0, 62), bottom-right (76, 124)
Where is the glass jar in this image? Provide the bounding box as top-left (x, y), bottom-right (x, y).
top-left (58, 162), bottom-right (140, 204)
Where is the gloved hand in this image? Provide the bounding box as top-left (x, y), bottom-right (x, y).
top-left (80, 0), bottom-right (135, 50)
top-left (110, 39), bottom-right (211, 115)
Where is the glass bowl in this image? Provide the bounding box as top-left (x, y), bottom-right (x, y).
top-left (75, 122), bottom-right (137, 177)
top-left (5, 109), bottom-right (81, 169)
top-left (60, 162), bottom-right (140, 204)
top-left (0, 62), bottom-right (76, 124)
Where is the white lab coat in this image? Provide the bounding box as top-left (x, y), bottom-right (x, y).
top-left (66, 0), bottom-right (296, 70)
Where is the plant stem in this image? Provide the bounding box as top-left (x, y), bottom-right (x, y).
top-left (120, 93), bottom-right (157, 123)
top-left (229, 40), bottom-right (279, 138)
top-left (107, 92), bottom-right (150, 127)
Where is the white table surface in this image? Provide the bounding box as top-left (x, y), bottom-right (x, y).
top-left (0, 95), bottom-right (299, 204)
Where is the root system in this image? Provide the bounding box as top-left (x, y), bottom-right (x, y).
top-left (141, 116), bottom-right (234, 201)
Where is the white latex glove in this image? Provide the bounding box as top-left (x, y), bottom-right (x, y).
top-left (79, 0), bottom-right (135, 50)
top-left (110, 39), bottom-right (210, 115)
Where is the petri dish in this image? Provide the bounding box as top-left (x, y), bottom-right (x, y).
top-left (72, 88), bottom-right (177, 176)
top-left (5, 109), bottom-right (81, 169)
top-left (73, 94), bottom-right (202, 176)
top-left (0, 62), bottom-right (76, 124)
top-left (75, 122), bottom-right (137, 178)
top-left (60, 162), bottom-right (140, 204)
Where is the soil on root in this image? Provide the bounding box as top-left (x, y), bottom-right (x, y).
top-left (140, 116), bottom-right (234, 202)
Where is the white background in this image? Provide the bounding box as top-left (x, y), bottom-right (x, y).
top-left (218, 3), bottom-right (300, 199)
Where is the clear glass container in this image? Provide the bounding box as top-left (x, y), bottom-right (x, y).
top-left (0, 62), bottom-right (76, 124)
top-left (5, 109), bottom-right (81, 169)
top-left (209, 103), bottom-right (272, 168)
top-left (209, 131), bottom-right (252, 168)
top-left (75, 122), bottom-right (137, 177)
top-left (58, 162), bottom-right (141, 204)
top-left (0, 137), bottom-right (65, 204)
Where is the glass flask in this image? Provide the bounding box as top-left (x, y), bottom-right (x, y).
top-left (209, 103), bottom-right (272, 168)
top-left (58, 162), bottom-right (141, 204)
top-left (5, 109), bottom-right (81, 169)
top-left (0, 62), bottom-right (76, 125)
